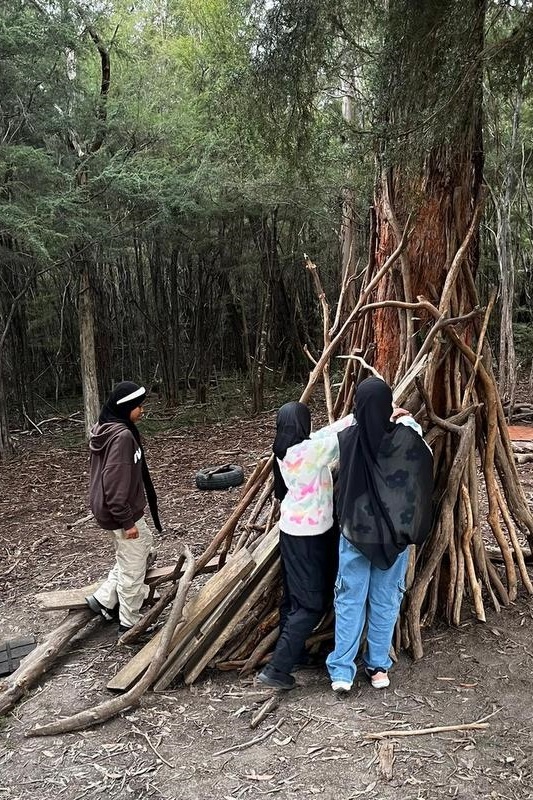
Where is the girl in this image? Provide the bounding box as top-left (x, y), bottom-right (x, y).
top-left (326, 377), bottom-right (433, 692)
top-left (86, 381), bottom-right (162, 637)
top-left (258, 401), bottom-right (353, 690)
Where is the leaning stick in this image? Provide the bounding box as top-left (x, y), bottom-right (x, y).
top-left (195, 457), bottom-right (272, 571)
top-left (28, 545), bottom-right (195, 736)
top-left (300, 216), bottom-right (411, 406)
top-left (338, 355), bottom-right (385, 381)
top-left (240, 627), bottom-right (279, 675)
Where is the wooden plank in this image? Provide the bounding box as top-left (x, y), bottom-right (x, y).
top-left (184, 558), bottom-right (280, 685)
top-left (153, 524), bottom-right (280, 690)
top-left (35, 558), bottom-right (219, 611)
top-left (35, 582), bottom-right (101, 611)
top-left (106, 547), bottom-right (254, 692)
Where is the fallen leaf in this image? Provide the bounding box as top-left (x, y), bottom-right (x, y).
top-left (245, 771), bottom-right (274, 781)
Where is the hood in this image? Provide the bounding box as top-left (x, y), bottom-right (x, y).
top-left (89, 421), bottom-right (129, 454)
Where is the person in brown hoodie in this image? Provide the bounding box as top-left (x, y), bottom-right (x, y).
top-left (85, 381), bottom-right (162, 637)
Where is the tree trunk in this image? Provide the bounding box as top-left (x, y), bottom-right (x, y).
top-left (495, 74), bottom-right (523, 401)
top-left (0, 358), bottom-right (12, 456)
top-left (78, 263), bottom-right (101, 437)
top-left (355, 0), bottom-right (533, 645)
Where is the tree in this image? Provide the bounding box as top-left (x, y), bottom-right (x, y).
top-left (254, 0), bottom-right (533, 654)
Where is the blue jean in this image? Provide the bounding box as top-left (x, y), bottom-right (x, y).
top-left (326, 535), bottom-right (409, 685)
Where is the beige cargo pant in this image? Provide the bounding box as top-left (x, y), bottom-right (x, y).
top-left (93, 516), bottom-right (154, 628)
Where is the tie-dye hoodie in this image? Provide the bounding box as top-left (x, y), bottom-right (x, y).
top-left (277, 414), bottom-right (354, 537)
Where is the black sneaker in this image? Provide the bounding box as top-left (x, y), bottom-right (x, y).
top-left (85, 595), bottom-right (117, 622)
top-left (257, 665), bottom-right (295, 691)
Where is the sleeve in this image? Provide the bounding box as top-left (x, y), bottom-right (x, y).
top-left (101, 433), bottom-right (136, 530)
top-left (284, 414), bottom-right (354, 477)
top-left (310, 413), bottom-right (354, 440)
top-left (396, 415), bottom-right (423, 438)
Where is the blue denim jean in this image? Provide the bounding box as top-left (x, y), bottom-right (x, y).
top-left (326, 535), bottom-right (409, 685)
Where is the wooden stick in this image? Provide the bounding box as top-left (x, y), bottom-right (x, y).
top-left (240, 627), bottom-right (279, 675)
top-left (250, 695), bottom-right (280, 729)
top-left (212, 719), bottom-right (285, 757)
top-left (195, 457), bottom-right (272, 571)
top-left (364, 720), bottom-right (490, 740)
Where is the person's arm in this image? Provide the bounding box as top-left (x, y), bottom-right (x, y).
top-left (284, 414), bottom-right (354, 475)
top-left (101, 433), bottom-right (139, 535)
top-left (310, 413), bottom-right (354, 440)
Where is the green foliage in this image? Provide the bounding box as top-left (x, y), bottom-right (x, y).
top-left (2, 0), bottom-right (533, 432)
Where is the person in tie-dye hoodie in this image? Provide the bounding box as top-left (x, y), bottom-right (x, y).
top-left (258, 401), bottom-right (353, 691)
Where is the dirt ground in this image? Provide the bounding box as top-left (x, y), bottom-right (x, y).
top-left (1, 409), bottom-right (533, 800)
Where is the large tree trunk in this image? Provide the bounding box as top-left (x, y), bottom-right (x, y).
top-left (372, 0), bottom-right (484, 385)
top-left (348, 0), bottom-right (533, 653)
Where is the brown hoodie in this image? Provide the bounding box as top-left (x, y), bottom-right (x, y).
top-left (89, 422), bottom-right (146, 531)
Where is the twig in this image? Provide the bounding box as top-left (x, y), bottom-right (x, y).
top-left (66, 513), bottom-right (93, 530)
top-left (250, 695), bottom-right (280, 729)
top-left (364, 719), bottom-right (491, 740)
top-left (213, 719), bottom-right (285, 756)
top-left (131, 725), bottom-right (174, 768)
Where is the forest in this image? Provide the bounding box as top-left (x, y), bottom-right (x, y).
top-left (2, 2), bottom-right (533, 797)
top-left (1, 0), bottom-right (533, 451)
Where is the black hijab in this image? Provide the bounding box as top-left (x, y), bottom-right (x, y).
top-left (272, 401), bottom-right (311, 502)
top-left (336, 377), bottom-right (433, 569)
top-left (99, 381), bottom-right (162, 533)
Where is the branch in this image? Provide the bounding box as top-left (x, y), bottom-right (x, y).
top-left (438, 187), bottom-right (488, 315)
top-left (338, 355), bottom-right (384, 381)
top-left (75, 6), bottom-right (111, 154)
top-left (299, 214), bottom-right (412, 405)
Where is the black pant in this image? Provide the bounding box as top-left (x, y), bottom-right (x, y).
top-left (270, 525), bottom-right (339, 675)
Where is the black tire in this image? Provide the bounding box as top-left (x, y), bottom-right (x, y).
top-left (195, 464), bottom-right (245, 490)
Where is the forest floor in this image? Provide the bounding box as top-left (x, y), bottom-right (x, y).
top-left (1, 401), bottom-right (533, 800)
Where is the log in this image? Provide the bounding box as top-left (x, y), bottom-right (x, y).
top-left (0, 609), bottom-right (96, 717)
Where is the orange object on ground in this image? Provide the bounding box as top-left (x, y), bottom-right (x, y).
top-left (507, 425), bottom-right (533, 442)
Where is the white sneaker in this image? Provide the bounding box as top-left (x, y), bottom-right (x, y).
top-left (365, 668), bottom-right (390, 689)
top-left (331, 680), bottom-right (352, 693)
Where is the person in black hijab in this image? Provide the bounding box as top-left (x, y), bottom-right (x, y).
top-left (86, 381), bottom-right (162, 638)
top-left (258, 401), bottom-right (354, 690)
top-left (326, 377), bottom-right (433, 693)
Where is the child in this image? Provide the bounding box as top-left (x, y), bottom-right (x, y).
top-left (85, 381), bottom-right (162, 637)
top-left (258, 401), bottom-right (353, 690)
top-left (326, 377), bottom-right (433, 693)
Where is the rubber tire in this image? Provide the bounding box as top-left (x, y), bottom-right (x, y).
top-left (195, 464), bottom-right (245, 490)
